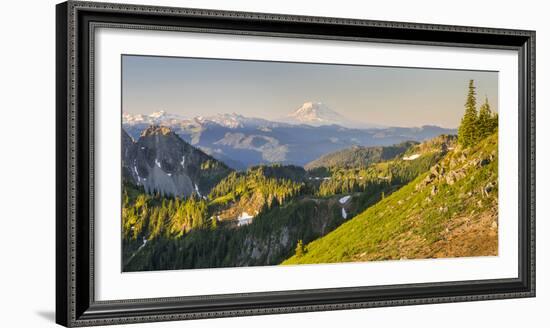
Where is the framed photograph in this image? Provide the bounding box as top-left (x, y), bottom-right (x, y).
top-left (56, 1), bottom-right (535, 326)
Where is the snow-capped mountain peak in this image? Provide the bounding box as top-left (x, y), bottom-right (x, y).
top-left (149, 110), bottom-right (167, 119)
top-left (199, 113), bottom-right (246, 129)
top-left (123, 111), bottom-right (185, 125)
top-left (198, 113), bottom-right (279, 129)
top-left (122, 112), bottom-right (146, 124)
top-left (286, 102), bottom-right (348, 126)
top-left (123, 110), bottom-right (280, 131)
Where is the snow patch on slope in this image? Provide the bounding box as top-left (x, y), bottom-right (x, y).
top-left (339, 195), bottom-right (351, 204)
top-left (403, 154), bottom-right (421, 161)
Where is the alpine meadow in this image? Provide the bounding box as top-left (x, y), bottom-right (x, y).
top-left (121, 55), bottom-right (499, 272)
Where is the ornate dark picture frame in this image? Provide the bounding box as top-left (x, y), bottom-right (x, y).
top-left (56, 1), bottom-right (535, 326)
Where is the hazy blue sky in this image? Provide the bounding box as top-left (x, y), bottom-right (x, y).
top-left (122, 55), bottom-right (498, 128)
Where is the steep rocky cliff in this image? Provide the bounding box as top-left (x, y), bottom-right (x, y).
top-left (122, 126), bottom-right (231, 197)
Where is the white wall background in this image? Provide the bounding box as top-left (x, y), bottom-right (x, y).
top-left (0, 0), bottom-right (546, 327)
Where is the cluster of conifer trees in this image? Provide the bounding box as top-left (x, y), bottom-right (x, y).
top-left (122, 186), bottom-right (209, 242)
top-left (458, 80), bottom-right (498, 147)
top-left (316, 167), bottom-right (391, 197)
top-left (208, 166), bottom-right (305, 208)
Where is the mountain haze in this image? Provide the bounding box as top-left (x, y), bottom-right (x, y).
top-left (123, 110), bottom-right (456, 169)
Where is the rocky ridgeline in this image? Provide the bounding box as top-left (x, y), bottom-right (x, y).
top-left (122, 125), bottom-right (232, 197)
top-left (416, 142), bottom-right (497, 201)
top-left (140, 125), bottom-right (172, 137)
top-left (403, 134), bottom-right (457, 157)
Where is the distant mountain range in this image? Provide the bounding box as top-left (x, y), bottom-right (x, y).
top-left (123, 103), bottom-right (457, 170)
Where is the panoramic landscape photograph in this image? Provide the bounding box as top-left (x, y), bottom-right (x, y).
top-left (121, 55), bottom-right (499, 272)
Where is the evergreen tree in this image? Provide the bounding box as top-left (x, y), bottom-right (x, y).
top-left (478, 96), bottom-right (493, 139)
top-left (458, 80), bottom-right (479, 147)
top-left (211, 217), bottom-right (218, 230)
top-left (295, 240), bottom-right (305, 257)
top-left (490, 112), bottom-right (499, 133)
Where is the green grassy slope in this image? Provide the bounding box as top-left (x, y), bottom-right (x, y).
top-left (283, 133), bottom-right (498, 265)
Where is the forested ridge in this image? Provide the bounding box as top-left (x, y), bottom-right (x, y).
top-left (304, 141), bottom-right (417, 170)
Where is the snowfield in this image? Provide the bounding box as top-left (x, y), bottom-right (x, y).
top-left (194, 184), bottom-right (202, 197)
top-left (237, 212), bottom-right (254, 226)
top-left (339, 195), bottom-right (351, 204)
top-left (403, 154), bottom-right (421, 161)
